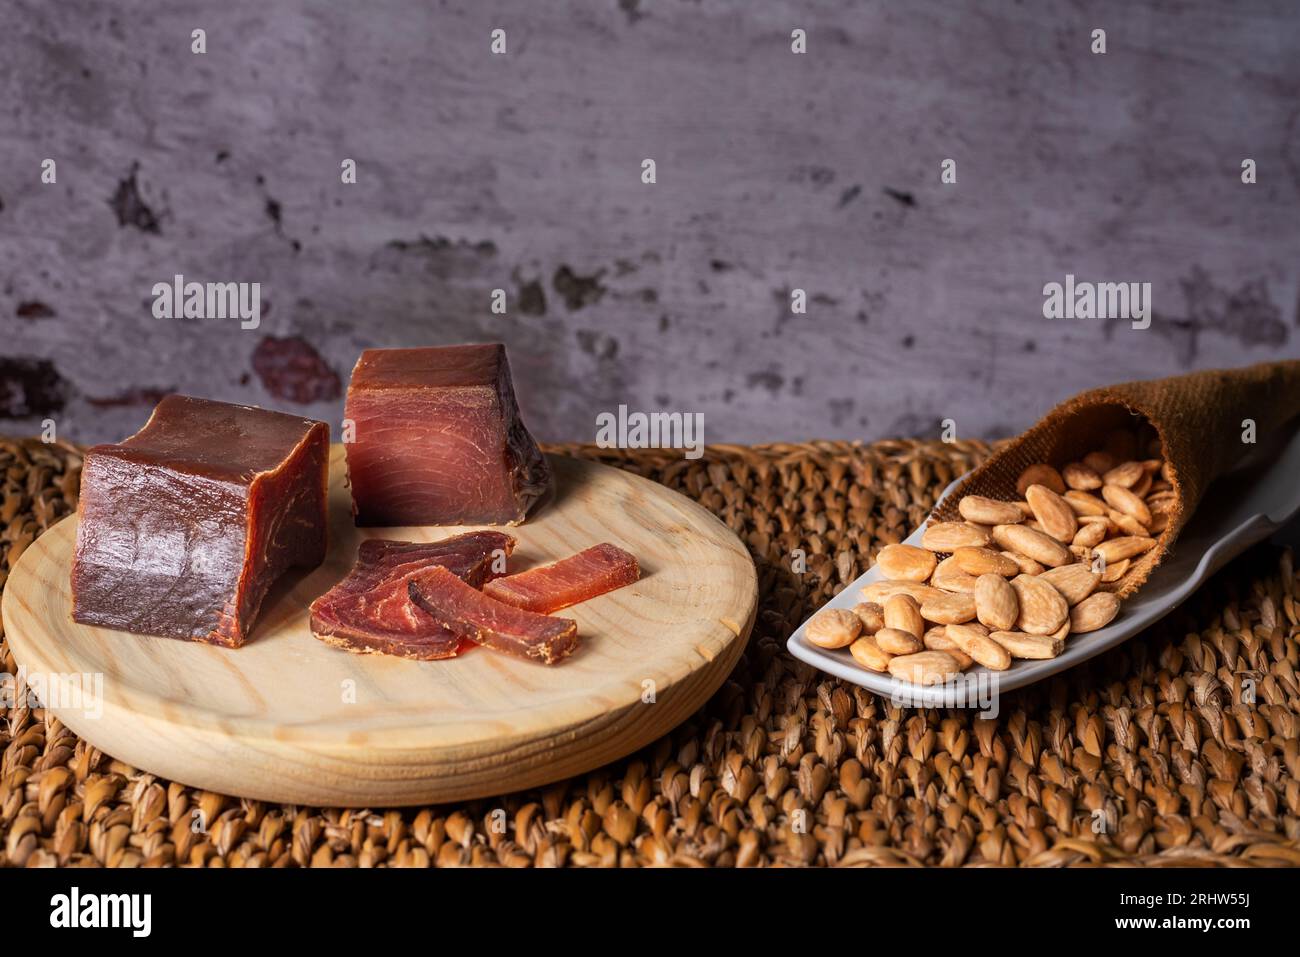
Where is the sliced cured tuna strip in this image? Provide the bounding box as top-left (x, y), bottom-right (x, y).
top-left (344, 343), bottom-right (551, 527)
top-left (407, 567), bottom-right (579, 665)
top-left (351, 534), bottom-right (514, 590)
top-left (483, 543), bottom-right (640, 613)
top-left (310, 531), bottom-right (515, 660)
top-left (313, 574), bottom-right (464, 660)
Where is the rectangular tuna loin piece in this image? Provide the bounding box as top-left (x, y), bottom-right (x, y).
top-left (408, 566), bottom-right (579, 665)
top-left (71, 395), bottom-right (329, 647)
top-left (483, 543), bottom-right (640, 613)
top-left (344, 343), bottom-right (552, 526)
top-left (309, 531), bottom-right (516, 660)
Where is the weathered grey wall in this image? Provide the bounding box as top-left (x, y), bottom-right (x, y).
top-left (2, 0), bottom-right (1298, 446)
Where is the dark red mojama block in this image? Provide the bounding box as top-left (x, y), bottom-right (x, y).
top-left (344, 343), bottom-right (552, 526)
top-left (71, 395), bottom-right (329, 647)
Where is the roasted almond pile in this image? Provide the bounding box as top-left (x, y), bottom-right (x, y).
top-left (805, 428), bottom-right (1172, 686)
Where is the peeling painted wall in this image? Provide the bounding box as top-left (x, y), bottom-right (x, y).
top-left (2, 0), bottom-right (1298, 446)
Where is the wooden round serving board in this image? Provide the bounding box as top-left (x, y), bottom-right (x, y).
top-left (2, 448), bottom-right (757, 806)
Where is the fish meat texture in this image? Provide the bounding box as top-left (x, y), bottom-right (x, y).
top-left (483, 543), bottom-right (640, 613)
top-left (71, 394), bottom-right (329, 646)
top-left (407, 566), bottom-right (579, 665)
top-left (310, 531), bottom-right (516, 660)
top-left (344, 344), bottom-right (551, 526)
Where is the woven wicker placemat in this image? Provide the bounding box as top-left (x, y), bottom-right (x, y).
top-left (2, 434), bottom-right (1298, 867)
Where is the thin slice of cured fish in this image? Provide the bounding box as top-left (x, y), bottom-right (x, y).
top-left (314, 574), bottom-right (464, 660)
top-left (310, 531), bottom-right (515, 660)
top-left (351, 535), bottom-right (513, 591)
top-left (483, 543), bottom-right (640, 614)
top-left (407, 566), bottom-right (579, 665)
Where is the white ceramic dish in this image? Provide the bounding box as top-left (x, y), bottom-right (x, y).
top-left (788, 425), bottom-right (1300, 704)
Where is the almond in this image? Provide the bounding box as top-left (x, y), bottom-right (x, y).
top-left (988, 630), bottom-right (1064, 659)
top-left (1015, 463), bottom-right (1065, 496)
top-left (1061, 461), bottom-right (1102, 490)
top-left (931, 555), bottom-right (980, 593)
top-left (805, 608), bottom-right (861, 648)
top-left (1101, 484), bottom-right (1152, 526)
top-left (1108, 509), bottom-right (1150, 537)
top-left (992, 524), bottom-right (1071, 567)
top-left (1025, 483), bottom-right (1078, 543)
top-left (1037, 563), bottom-right (1100, 605)
top-left (852, 602), bottom-right (885, 634)
top-left (861, 581), bottom-right (946, 605)
top-left (1000, 550), bottom-right (1045, 575)
top-left (921, 521), bottom-right (991, 552)
top-left (1082, 450), bottom-right (1117, 475)
top-left (958, 496), bottom-right (1024, 526)
top-left (883, 594), bottom-right (925, 638)
top-left (920, 591), bottom-right (978, 625)
top-left (1072, 521), bottom-right (1107, 548)
top-left (1094, 536), bottom-right (1156, 564)
top-left (1070, 591), bottom-right (1120, 632)
top-left (874, 627), bottom-right (923, 655)
top-left (922, 625), bottom-right (953, 650)
top-left (887, 651), bottom-right (960, 685)
top-left (945, 647), bottom-right (975, 670)
top-left (952, 546), bottom-right (1020, 577)
top-left (925, 623), bottom-right (988, 655)
top-left (944, 623), bottom-right (1012, 671)
top-left (1063, 489), bottom-right (1107, 516)
top-left (849, 637), bottom-right (892, 672)
top-left (1011, 574), bottom-right (1068, 635)
top-left (1102, 460), bottom-right (1144, 488)
top-left (1146, 491), bottom-right (1176, 514)
top-left (1100, 557), bottom-right (1130, 582)
top-left (866, 436), bottom-right (1143, 674)
top-left (974, 573), bottom-right (1018, 631)
top-left (875, 543), bottom-right (937, 582)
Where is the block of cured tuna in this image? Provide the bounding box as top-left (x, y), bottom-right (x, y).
top-left (71, 395), bottom-right (329, 647)
top-left (309, 531), bottom-right (516, 660)
top-left (343, 343), bottom-right (552, 527)
top-left (408, 566), bottom-right (579, 665)
top-left (483, 543), bottom-right (640, 614)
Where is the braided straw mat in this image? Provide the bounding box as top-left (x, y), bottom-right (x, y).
top-left (2, 434), bottom-right (1299, 868)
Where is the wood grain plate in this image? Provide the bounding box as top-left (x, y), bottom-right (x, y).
top-left (2, 448), bottom-right (757, 806)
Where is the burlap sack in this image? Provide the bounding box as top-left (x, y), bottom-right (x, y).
top-left (930, 360), bottom-right (1300, 597)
